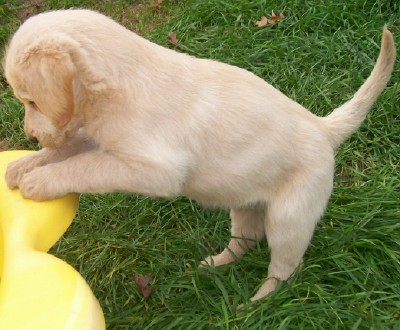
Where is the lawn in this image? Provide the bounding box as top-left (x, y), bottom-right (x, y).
top-left (0, 0), bottom-right (399, 329)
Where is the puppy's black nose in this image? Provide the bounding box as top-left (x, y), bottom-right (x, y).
top-left (28, 136), bottom-right (39, 144)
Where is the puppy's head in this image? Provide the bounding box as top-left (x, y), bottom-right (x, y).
top-left (3, 32), bottom-right (80, 148)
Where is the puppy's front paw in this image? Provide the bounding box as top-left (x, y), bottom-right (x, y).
top-left (19, 167), bottom-right (65, 201)
top-left (5, 151), bottom-right (55, 190)
top-left (5, 158), bottom-right (35, 189)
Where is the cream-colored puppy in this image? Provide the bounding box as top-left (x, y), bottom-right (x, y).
top-left (3, 10), bottom-right (396, 302)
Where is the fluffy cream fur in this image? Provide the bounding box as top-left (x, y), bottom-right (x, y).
top-left (3, 9), bottom-right (396, 302)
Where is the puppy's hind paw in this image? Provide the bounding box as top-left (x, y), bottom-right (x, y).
top-left (199, 249), bottom-right (237, 268)
top-left (199, 256), bottom-right (213, 268)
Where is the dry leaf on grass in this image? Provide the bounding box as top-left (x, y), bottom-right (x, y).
top-left (255, 16), bottom-right (269, 27)
top-left (268, 10), bottom-right (285, 24)
top-left (134, 273), bottom-right (153, 298)
top-left (168, 32), bottom-right (178, 45)
top-left (255, 10), bottom-right (285, 27)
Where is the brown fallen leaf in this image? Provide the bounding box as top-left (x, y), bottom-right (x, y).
top-left (255, 10), bottom-right (285, 27)
top-left (268, 10), bottom-right (285, 24)
top-left (168, 32), bottom-right (178, 46)
top-left (255, 16), bottom-right (269, 27)
top-left (134, 273), bottom-right (153, 298)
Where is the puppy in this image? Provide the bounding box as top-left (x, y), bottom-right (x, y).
top-left (3, 9), bottom-right (396, 302)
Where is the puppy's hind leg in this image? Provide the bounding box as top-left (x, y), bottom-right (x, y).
top-left (250, 171), bottom-right (333, 302)
top-left (201, 206), bottom-right (266, 267)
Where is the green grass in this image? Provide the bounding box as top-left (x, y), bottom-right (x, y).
top-left (1, 0), bottom-right (399, 328)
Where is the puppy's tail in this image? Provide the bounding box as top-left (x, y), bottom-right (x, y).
top-left (322, 26), bottom-right (396, 149)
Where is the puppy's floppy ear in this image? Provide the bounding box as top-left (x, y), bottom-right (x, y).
top-left (21, 35), bottom-right (77, 128)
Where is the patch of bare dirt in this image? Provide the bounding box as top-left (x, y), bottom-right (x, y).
top-left (103, 1), bottom-right (172, 36)
top-left (0, 141), bottom-right (9, 152)
top-left (118, 3), bottom-right (149, 35)
top-left (18, 0), bottom-right (46, 20)
top-left (15, 1), bottom-right (173, 38)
